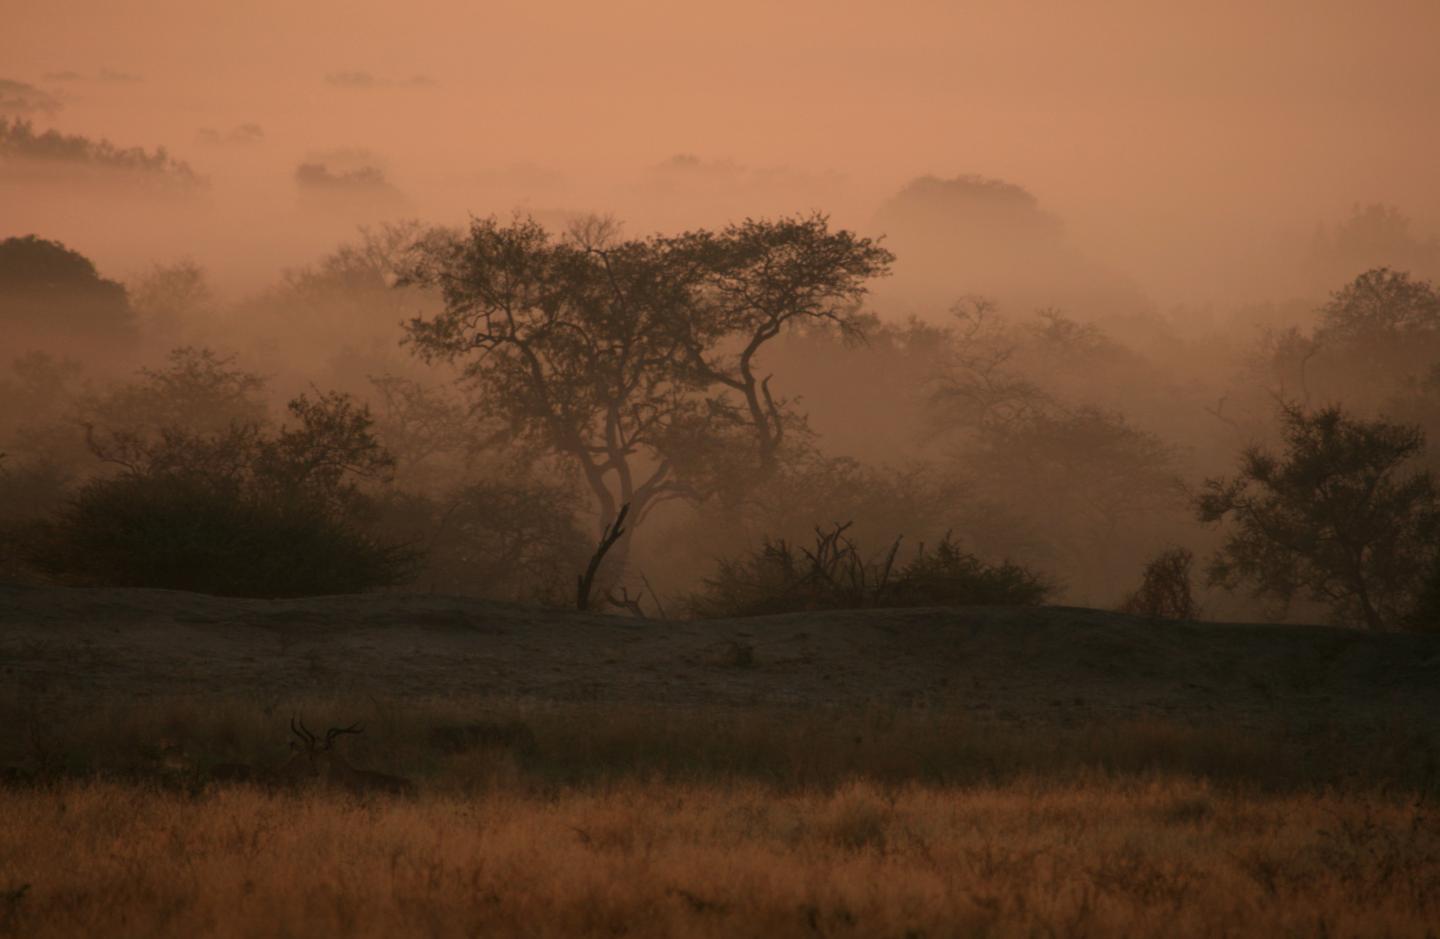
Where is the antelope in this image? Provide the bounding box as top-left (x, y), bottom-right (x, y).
top-left (289, 717), bottom-right (417, 797)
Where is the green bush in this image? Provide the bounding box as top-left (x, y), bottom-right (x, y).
top-left (688, 523), bottom-right (1051, 618)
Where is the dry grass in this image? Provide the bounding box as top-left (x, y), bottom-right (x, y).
top-left (4, 692), bottom-right (1437, 794)
top-left (1, 778), bottom-right (1437, 938)
top-left (3, 693), bottom-right (1437, 935)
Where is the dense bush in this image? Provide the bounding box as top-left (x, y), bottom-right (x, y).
top-left (30, 390), bottom-right (417, 597)
top-left (687, 523), bottom-right (1051, 618)
top-left (35, 471), bottom-right (414, 596)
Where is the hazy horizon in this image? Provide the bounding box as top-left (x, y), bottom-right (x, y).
top-left (5, 0), bottom-right (1440, 306)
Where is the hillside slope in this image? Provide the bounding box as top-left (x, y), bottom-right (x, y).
top-left (4, 583), bottom-right (1437, 732)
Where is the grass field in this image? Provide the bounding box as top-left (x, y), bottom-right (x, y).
top-left (0, 696), bottom-right (1438, 937)
top-left (2, 587), bottom-right (1437, 936)
top-left (2, 776), bottom-right (1437, 938)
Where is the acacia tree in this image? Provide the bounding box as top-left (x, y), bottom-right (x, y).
top-left (1197, 404), bottom-right (1440, 630)
top-left (404, 216), bottom-right (710, 541)
top-left (402, 214), bottom-right (891, 559)
top-left (668, 216), bottom-right (893, 471)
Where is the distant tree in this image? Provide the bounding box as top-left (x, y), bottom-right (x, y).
top-left (1315, 268), bottom-right (1440, 372)
top-left (0, 79), bottom-right (61, 115)
top-left (82, 347), bottom-right (267, 444)
top-left (1197, 404), bottom-right (1440, 630)
top-left (1117, 547), bottom-right (1198, 621)
top-left (928, 297), bottom-right (1050, 432)
top-left (960, 406), bottom-right (1183, 587)
top-left (0, 235), bottom-right (135, 338)
top-left (1307, 204), bottom-right (1440, 284)
top-left (1252, 269), bottom-right (1440, 423)
top-left (128, 260), bottom-right (213, 338)
top-left (0, 353), bottom-right (87, 522)
top-left (874, 174), bottom-right (1063, 244)
top-left (0, 118), bottom-right (201, 184)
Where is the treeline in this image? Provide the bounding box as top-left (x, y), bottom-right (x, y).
top-left (3, 219), bottom-right (1440, 630)
top-left (0, 117), bottom-right (202, 185)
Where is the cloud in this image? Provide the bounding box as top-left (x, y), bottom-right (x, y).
top-left (324, 70), bottom-right (435, 89)
top-left (0, 79), bottom-right (62, 115)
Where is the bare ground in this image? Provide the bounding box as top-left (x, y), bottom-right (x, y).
top-left (3, 582), bottom-right (1437, 733)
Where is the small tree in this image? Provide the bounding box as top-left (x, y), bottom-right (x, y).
top-left (1197, 404), bottom-right (1440, 629)
top-left (1117, 547), bottom-right (1197, 621)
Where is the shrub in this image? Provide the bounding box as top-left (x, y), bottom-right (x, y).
top-left (34, 471), bottom-right (415, 597)
top-left (687, 523), bottom-right (1051, 618)
top-left (1117, 547), bottom-right (1198, 621)
top-left (892, 535), bottom-right (1053, 607)
top-left (31, 388), bottom-right (416, 597)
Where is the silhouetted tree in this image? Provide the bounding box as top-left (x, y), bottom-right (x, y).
top-left (83, 347), bottom-right (267, 444)
top-left (1117, 547), bottom-right (1197, 621)
top-left (1197, 404), bottom-right (1440, 630)
top-left (0, 118), bottom-right (200, 184)
top-left (1307, 205), bottom-right (1440, 284)
top-left (128, 260), bottom-right (213, 339)
top-left (402, 214), bottom-right (891, 554)
top-left (0, 235), bottom-right (135, 339)
top-left (667, 215), bottom-right (892, 471)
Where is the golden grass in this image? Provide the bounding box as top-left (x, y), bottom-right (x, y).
top-left (1, 778), bottom-right (1437, 938)
top-left (2, 693), bottom-right (1436, 935)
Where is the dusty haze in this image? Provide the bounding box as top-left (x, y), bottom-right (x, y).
top-left (5, 0), bottom-right (1440, 301)
top-left (6, 0), bottom-right (1440, 618)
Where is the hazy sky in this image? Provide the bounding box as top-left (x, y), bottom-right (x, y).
top-left (5, 0), bottom-right (1439, 299)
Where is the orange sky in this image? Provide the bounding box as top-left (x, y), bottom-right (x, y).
top-left (4, 0), bottom-right (1439, 301)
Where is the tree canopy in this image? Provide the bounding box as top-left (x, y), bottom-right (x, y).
top-left (1197, 404), bottom-right (1440, 629)
top-left (0, 235), bottom-right (135, 339)
top-left (402, 214), bottom-right (892, 541)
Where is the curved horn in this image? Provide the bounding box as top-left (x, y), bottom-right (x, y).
top-left (291, 715), bottom-right (317, 746)
top-left (324, 723), bottom-right (364, 748)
